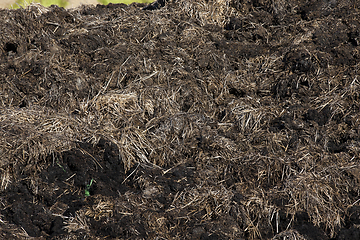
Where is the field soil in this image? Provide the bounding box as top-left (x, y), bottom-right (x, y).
top-left (1, 0), bottom-right (360, 239)
top-left (0, 0), bottom-right (99, 9)
top-left (0, 0), bottom-right (17, 9)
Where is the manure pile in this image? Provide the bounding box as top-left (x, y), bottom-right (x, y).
top-left (0, 0), bottom-right (360, 239)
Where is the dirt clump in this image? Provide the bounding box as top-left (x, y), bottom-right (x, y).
top-left (0, 0), bottom-right (360, 239)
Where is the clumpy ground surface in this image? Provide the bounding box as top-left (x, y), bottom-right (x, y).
top-left (0, 0), bottom-right (360, 239)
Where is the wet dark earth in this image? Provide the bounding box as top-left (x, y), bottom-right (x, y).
top-left (0, 0), bottom-right (360, 239)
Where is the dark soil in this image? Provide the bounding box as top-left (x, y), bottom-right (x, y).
top-left (0, 0), bottom-right (360, 239)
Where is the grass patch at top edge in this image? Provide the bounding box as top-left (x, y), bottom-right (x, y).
top-left (8, 0), bottom-right (154, 9)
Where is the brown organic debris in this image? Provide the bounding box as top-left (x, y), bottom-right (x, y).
top-left (0, 0), bottom-right (360, 239)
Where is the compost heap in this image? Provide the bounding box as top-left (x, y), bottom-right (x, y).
top-left (0, 0), bottom-right (360, 239)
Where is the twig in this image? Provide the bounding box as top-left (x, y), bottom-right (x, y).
top-left (122, 162), bottom-right (140, 184)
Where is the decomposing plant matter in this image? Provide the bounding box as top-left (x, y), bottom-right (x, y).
top-left (0, 0), bottom-right (360, 239)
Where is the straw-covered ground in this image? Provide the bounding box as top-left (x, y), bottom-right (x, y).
top-left (0, 0), bottom-right (360, 239)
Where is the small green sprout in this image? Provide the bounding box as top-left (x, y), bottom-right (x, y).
top-left (85, 178), bottom-right (94, 197)
top-left (56, 160), bottom-right (66, 173)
